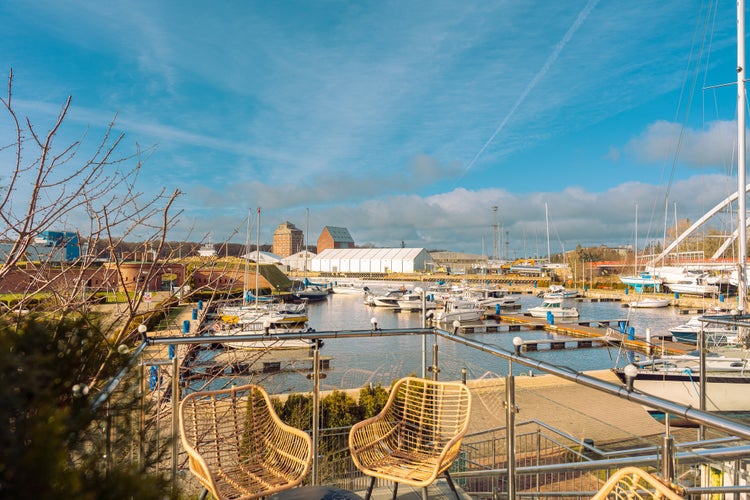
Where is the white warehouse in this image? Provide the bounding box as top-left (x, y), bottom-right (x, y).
top-left (311, 248), bottom-right (433, 274)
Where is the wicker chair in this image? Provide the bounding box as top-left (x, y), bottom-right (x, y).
top-left (348, 377), bottom-right (472, 500)
top-left (179, 384), bottom-right (313, 500)
top-left (591, 466), bottom-right (685, 499)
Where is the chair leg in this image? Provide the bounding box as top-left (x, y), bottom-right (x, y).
top-left (391, 482), bottom-right (398, 500)
top-left (443, 471), bottom-right (460, 499)
top-left (421, 486), bottom-right (428, 500)
top-left (199, 488), bottom-right (209, 500)
top-left (364, 476), bottom-right (376, 500)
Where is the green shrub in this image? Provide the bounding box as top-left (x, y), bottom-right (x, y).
top-left (0, 315), bottom-right (170, 499)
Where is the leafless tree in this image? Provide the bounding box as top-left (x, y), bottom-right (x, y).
top-left (0, 68), bottom-right (188, 357)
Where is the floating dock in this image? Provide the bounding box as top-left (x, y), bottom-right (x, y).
top-left (500, 314), bottom-right (691, 355)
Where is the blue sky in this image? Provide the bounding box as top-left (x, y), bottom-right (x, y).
top-left (2, 1), bottom-right (746, 257)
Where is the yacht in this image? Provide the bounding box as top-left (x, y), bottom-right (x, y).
top-left (528, 297), bottom-right (579, 320)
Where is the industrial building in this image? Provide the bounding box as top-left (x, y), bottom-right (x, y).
top-left (310, 248), bottom-right (433, 274)
top-left (316, 226), bottom-right (355, 253)
top-left (272, 222), bottom-right (304, 257)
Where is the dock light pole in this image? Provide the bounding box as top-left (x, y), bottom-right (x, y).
top-left (623, 364), bottom-right (639, 392)
top-left (512, 336), bottom-right (524, 356)
top-left (414, 286), bottom-right (426, 378)
top-left (507, 337), bottom-right (522, 499)
top-left (137, 324), bottom-right (148, 342)
top-left (311, 339), bottom-right (321, 485)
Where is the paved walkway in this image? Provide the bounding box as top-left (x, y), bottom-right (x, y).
top-left (465, 370), bottom-right (696, 448)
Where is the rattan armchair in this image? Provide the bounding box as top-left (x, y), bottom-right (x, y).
top-left (348, 376), bottom-right (472, 500)
top-left (591, 467), bottom-right (685, 499)
top-left (179, 384), bottom-right (313, 500)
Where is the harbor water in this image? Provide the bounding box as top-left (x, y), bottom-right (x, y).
top-left (233, 285), bottom-right (702, 394)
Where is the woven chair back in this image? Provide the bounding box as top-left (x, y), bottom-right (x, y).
top-left (180, 384), bottom-right (312, 500)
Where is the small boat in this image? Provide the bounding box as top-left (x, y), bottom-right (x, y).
top-left (543, 284), bottom-right (578, 299)
top-left (528, 298), bottom-right (579, 320)
top-left (431, 299), bottom-right (484, 323)
top-left (669, 316), bottom-right (738, 345)
top-left (396, 292), bottom-right (437, 311)
top-left (619, 272), bottom-right (663, 291)
top-left (627, 298), bottom-right (670, 308)
top-left (292, 285), bottom-right (329, 302)
top-left (663, 272), bottom-right (719, 296)
top-left (212, 310), bottom-right (314, 350)
top-left (331, 280), bottom-right (368, 295)
top-left (365, 288), bottom-right (407, 307)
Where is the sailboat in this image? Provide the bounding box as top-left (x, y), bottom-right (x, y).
top-left (614, 1), bottom-right (750, 425)
top-left (216, 208), bottom-right (313, 350)
top-left (291, 208), bottom-right (329, 302)
top-left (618, 204), bottom-right (663, 292)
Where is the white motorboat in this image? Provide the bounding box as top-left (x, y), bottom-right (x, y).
top-left (396, 292), bottom-right (437, 311)
top-left (460, 286), bottom-right (519, 312)
top-left (431, 299), bottom-right (484, 323)
top-left (663, 271), bottom-right (719, 296)
top-left (528, 298), bottom-right (579, 320)
top-left (365, 287), bottom-right (408, 307)
top-left (627, 298), bottom-right (670, 309)
top-left (331, 280), bottom-right (368, 295)
top-left (543, 284), bottom-right (578, 299)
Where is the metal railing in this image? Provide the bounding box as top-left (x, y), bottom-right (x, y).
top-left (96, 325), bottom-right (750, 498)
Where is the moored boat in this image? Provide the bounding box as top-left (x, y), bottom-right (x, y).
top-left (527, 297), bottom-right (579, 320)
top-left (627, 298), bottom-right (670, 308)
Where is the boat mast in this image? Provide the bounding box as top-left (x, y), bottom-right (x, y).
top-left (243, 208), bottom-right (251, 305)
top-left (304, 208), bottom-right (309, 280)
top-left (634, 204), bottom-right (638, 274)
top-left (738, 0), bottom-right (747, 313)
top-left (545, 203), bottom-right (551, 266)
top-left (255, 207), bottom-right (261, 306)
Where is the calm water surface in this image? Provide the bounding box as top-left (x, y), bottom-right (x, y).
top-left (260, 284), bottom-right (696, 393)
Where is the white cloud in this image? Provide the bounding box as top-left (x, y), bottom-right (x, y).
top-left (626, 120), bottom-right (738, 171)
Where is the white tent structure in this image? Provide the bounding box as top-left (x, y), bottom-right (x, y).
top-left (311, 248), bottom-right (433, 273)
top-left (282, 250), bottom-right (317, 272)
top-left (242, 250), bottom-right (283, 264)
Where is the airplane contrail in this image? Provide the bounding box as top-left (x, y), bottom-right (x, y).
top-left (459, 0), bottom-right (601, 179)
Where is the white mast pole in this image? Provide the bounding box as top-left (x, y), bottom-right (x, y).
top-left (545, 203), bottom-right (551, 265)
top-left (738, 0), bottom-right (747, 312)
top-left (255, 207), bottom-right (261, 305)
top-left (243, 208), bottom-right (251, 305)
top-left (634, 204), bottom-right (638, 274)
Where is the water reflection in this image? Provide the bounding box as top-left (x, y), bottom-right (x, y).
top-left (190, 286), bottom-right (708, 394)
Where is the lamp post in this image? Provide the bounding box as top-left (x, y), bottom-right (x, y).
top-left (414, 287), bottom-right (426, 378)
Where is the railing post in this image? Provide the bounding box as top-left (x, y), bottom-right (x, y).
top-left (415, 287), bottom-right (427, 379)
top-left (139, 361), bottom-right (145, 468)
top-left (312, 340), bottom-right (321, 485)
top-left (505, 373), bottom-right (517, 500)
top-left (430, 343), bottom-right (440, 381)
top-left (171, 353), bottom-right (180, 497)
top-left (661, 434), bottom-right (675, 483)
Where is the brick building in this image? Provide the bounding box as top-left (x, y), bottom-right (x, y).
top-left (316, 226), bottom-right (355, 253)
top-left (272, 222), bottom-right (304, 257)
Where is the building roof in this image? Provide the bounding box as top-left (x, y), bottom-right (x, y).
top-left (314, 247), bottom-right (429, 261)
top-left (275, 221), bottom-right (302, 233)
top-left (322, 226), bottom-right (354, 243)
top-left (242, 250), bottom-right (282, 264)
